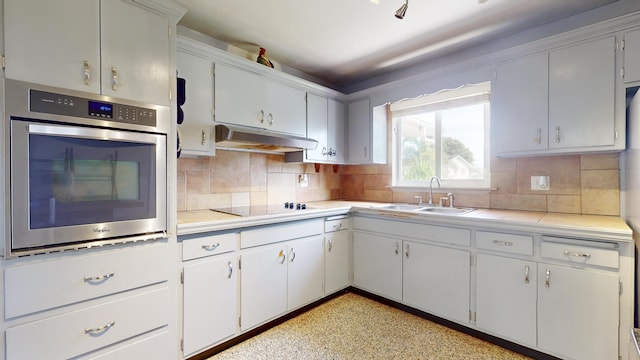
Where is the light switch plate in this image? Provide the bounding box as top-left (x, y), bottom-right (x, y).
top-left (531, 175), bottom-right (550, 191)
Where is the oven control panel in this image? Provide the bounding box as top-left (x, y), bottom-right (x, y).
top-left (29, 89), bottom-right (157, 127)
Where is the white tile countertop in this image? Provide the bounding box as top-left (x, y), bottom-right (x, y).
top-left (177, 201), bottom-right (632, 242)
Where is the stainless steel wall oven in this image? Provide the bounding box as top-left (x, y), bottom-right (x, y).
top-left (4, 80), bottom-right (169, 257)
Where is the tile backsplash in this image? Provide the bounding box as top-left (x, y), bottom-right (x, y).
top-left (177, 151), bottom-right (620, 216)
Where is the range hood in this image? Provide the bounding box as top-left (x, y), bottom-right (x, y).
top-left (215, 124), bottom-right (318, 153)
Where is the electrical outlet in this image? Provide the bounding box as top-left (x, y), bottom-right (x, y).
top-left (298, 174), bottom-right (309, 188)
top-left (531, 175), bottom-right (550, 191)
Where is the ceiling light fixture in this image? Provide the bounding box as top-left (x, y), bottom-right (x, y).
top-left (395, 0), bottom-right (408, 19)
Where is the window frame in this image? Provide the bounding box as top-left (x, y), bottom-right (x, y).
top-left (390, 82), bottom-right (491, 190)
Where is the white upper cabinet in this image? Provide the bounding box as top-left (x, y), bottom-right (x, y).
top-left (548, 36), bottom-right (616, 150)
top-left (492, 36), bottom-right (619, 156)
top-left (347, 99), bottom-right (387, 164)
top-left (214, 63), bottom-right (306, 136)
top-left (624, 28), bottom-right (640, 83)
top-left (176, 49), bottom-right (215, 156)
top-left (4, 0), bottom-right (171, 106)
top-left (492, 53), bottom-right (549, 154)
top-left (304, 94), bottom-right (345, 163)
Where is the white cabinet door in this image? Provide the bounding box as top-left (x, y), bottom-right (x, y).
top-left (475, 254), bottom-right (536, 347)
top-left (624, 29), bottom-right (640, 83)
top-left (100, 0), bottom-right (170, 105)
top-left (537, 263), bottom-right (619, 360)
top-left (215, 63), bottom-right (268, 129)
top-left (4, 0), bottom-right (101, 93)
top-left (240, 243), bottom-right (288, 331)
top-left (287, 236), bottom-right (324, 310)
top-left (353, 231), bottom-right (402, 302)
top-left (177, 50), bottom-right (215, 156)
top-left (402, 241), bottom-right (470, 324)
top-left (492, 53), bottom-right (548, 154)
top-left (182, 254), bottom-right (237, 357)
top-left (347, 98), bottom-right (371, 163)
top-left (267, 81), bottom-right (306, 136)
top-left (548, 37), bottom-right (615, 150)
top-left (328, 99), bottom-right (346, 163)
top-left (306, 93), bottom-right (329, 161)
top-left (325, 230), bottom-right (350, 294)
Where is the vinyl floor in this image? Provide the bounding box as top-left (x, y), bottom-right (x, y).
top-left (208, 292), bottom-right (532, 360)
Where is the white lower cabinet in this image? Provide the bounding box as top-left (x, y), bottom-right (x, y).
top-left (353, 231), bottom-right (402, 302)
top-left (475, 254), bottom-right (537, 347)
top-left (180, 232), bottom-right (238, 357)
top-left (324, 217), bottom-right (350, 295)
top-left (537, 263), bottom-right (619, 360)
top-left (403, 241), bottom-right (470, 324)
top-left (240, 219), bottom-right (324, 331)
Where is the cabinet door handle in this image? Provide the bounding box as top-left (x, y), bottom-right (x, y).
top-left (545, 269), bottom-right (551, 288)
top-left (492, 240), bottom-right (513, 246)
top-left (364, 147), bottom-right (368, 158)
top-left (111, 67), bottom-right (119, 91)
top-left (327, 239), bottom-right (333, 252)
top-left (259, 110), bottom-right (265, 123)
top-left (394, 242), bottom-right (399, 255)
top-left (524, 265), bottom-right (529, 284)
top-left (555, 126), bottom-right (560, 143)
top-left (563, 250), bottom-right (591, 258)
top-left (278, 249), bottom-right (286, 264)
top-left (85, 320), bottom-right (115, 335)
top-left (202, 242), bottom-right (220, 251)
top-left (322, 146), bottom-right (327, 156)
top-left (83, 60), bottom-right (91, 85)
top-left (289, 248), bottom-right (296, 262)
top-left (267, 113), bottom-right (274, 126)
top-left (84, 272), bottom-right (115, 283)
top-left (227, 261), bottom-right (233, 279)
top-left (535, 128), bottom-right (541, 145)
top-left (201, 129), bottom-right (207, 145)
top-left (405, 244), bottom-right (410, 258)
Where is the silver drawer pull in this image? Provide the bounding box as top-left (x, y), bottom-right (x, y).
top-left (492, 240), bottom-right (513, 246)
top-left (227, 261), bottom-right (233, 279)
top-left (563, 250), bottom-right (591, 258)
top-left (524, 265), bottom-right (530, 284)
top-left (545, 269), bottom-right (551, 288)
top-left (85, 320), bottom-right (115, 335)
top-left (202, 242), bottom-right (220, 251)
top-left (333, 223), bottom-right (343, 230)
top-left (84, 272), bottom-right (115, 283)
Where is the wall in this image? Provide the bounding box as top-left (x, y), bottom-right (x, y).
top-left (341, 153), bottom-right (620, 216)
top-left (177, 150), bottom-right (342, 211)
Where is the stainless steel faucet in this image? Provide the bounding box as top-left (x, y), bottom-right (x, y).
top-left (428, 176), bottom-right (441, 205)
top-left (414, 195), bottom-right (423, 205)
top-left (447, 192), bottom-right (455, 208)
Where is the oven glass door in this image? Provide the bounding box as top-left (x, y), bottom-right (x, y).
top-left (11, 119), bottom-right (167, 251)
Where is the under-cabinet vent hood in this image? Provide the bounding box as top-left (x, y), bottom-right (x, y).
top-left (215, 124), bottom-right (318, 154)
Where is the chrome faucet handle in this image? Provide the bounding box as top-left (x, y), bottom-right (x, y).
top-left (413, 195), bottom-right (423, 205)
top-left (447, 193), bottom-right (455, 208)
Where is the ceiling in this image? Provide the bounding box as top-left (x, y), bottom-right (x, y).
top-left (176, 0), bottom-right (617, 90)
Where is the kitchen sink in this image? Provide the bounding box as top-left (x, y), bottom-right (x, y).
top-left (418, 207), bottom-right (475, 215)
top-left (379, 204), bottom-right (427, 211)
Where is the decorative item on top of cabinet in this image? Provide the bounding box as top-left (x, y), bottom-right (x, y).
top-left (4, 0), bottom-right (180, 106)
top-left (347, 98), bottom-right (387, 164)
top-left (492, 36), bottom-right (621, 156)
top-left (257, 47), bottom-right (275, 68)
top-left (176, 47), bottom-right (215, 156)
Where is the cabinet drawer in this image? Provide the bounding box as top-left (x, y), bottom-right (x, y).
top-left (241, 219), bottom-right (323, 248)
top-left (476, 231), bottom-right (533, 255)
top-left (541, 241), bottom-right (619, 269)
top-left (325, 216), bottom-right (349, 233)
top-left (353, 216), bottom-right (470, 247)
top-left (182, 232), bottom-right (236, 261)
top-left (81, 330), bottom-right (169, 360)
top-left (6, 287), bottom-right (169, 360)
top-left (5, 242), bottom-right (169, 319)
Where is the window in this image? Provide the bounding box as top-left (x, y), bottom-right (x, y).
top-left (391, 82), bottom-right (490, 189)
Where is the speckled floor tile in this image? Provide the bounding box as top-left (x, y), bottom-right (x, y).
top-left (209, 293), bottom-right (532, 360)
